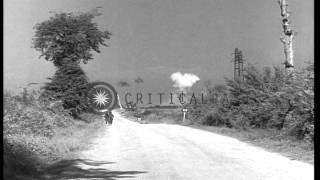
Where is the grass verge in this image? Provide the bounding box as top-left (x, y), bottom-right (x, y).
top-left (3, 91), bottom-right (106, 180)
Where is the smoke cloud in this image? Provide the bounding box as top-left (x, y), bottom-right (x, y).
top-left (170, 72), bottom-right (200, 92)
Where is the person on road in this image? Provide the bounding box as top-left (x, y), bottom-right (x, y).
top-left (104, 110), bottom-right (114, 125)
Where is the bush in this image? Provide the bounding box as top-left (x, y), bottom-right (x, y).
top-left (189, 62), bottom-right (314, 143)
top-left (202, 111), bottom-right (225, 126)
top-left (3, 89), bottom-right (104, 179)
top-left (41, 62), bottom-right (89, 118)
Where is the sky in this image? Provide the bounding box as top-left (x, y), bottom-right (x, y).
top-left (4, 0), bottom-right (313, 102)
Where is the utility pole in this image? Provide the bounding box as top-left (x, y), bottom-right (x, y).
top-left (232, 48), bottom-right (245, 81)
top-left (278, 0), bottom-right (295, 72)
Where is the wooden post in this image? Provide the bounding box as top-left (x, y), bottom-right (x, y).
top-left (182, 108), bottom-right (187, 122)
top-left (117, 94), bottom-right (123, 109)
top-left (183, 112), bottom-right (186, 122)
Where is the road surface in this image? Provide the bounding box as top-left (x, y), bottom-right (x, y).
top-left (76, 111), bottom-right (314, 180)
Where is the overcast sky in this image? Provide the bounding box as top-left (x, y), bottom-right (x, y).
top-left (4, 0), bottom-right (313, 98)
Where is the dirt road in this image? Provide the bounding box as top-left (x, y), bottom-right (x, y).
top-left (77, 111), bottom-right (314, 180)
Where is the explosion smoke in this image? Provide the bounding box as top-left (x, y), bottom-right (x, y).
top-left (170, 72), bottom-right (200, 92)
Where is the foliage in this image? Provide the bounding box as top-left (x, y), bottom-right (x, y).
top-left (33, 10), bottom-right (111, 117)
top-left (118, 81), bottom-right (130, 87)
top-left (33, 11), bottom-right (111, 67)
top-left (125, 101), bottom-right (137, 111)
top-left (202, 111), bottom-right (225, 126)
top-left (3, 89), bottom-right (104, 180)
top-left (134, 77), bottom-right (144, 84)
top-left (41, 62), bottom-right (89, 118)
top-left (189, 62), bottom-right (314, 143)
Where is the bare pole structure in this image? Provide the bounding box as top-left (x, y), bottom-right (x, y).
top-left (232, 48), bottom-right (245, 81)
top-left (239, 50), bottom-right (244, 81)
top-left (234, 48), bottom-right (238, 80)
top-left (278, 0), bottom-right (295, 73)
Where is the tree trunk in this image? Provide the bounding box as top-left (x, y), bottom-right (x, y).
top-left (278, 0), bottom-right (295, 72)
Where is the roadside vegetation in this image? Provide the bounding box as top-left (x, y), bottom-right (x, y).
top-left (4, 9), bottom-right (111, 179)
top-left (189, 62), bottom-right (313, 144)
top-left (33, 10), bottom-right (111, 118)
top-left (124, 107), bottom-right (182, 124)
top-left (126, 62), bottom-right (314, 163)
top-left (3, 89), bottom-right (105, 180)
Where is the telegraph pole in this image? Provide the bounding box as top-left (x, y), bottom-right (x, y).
top-left (232, 48), bottom-right (245, 81)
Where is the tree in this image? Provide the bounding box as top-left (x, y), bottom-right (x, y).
top-left (134, 77), bottom-right (144, 84)
top-left (118, 81), bottom-right (130, 87)
top-left (33, 9), bottom-right (111, 117)
top-left (33, 9), bottom-right (111, 67)
top-left (134, 77), bottom-right (144, 93)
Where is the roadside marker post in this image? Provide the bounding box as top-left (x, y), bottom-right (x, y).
top-left (117, 94), bottom-right (123, 110)
top-left (182, 108), bottom-right (188, 122)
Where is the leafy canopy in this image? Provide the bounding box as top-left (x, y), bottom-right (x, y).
top-left (33, 11), bottom-right (111, 66)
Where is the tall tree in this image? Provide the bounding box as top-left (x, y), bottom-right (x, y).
top-left (33, 9), bottom-right (111, 117)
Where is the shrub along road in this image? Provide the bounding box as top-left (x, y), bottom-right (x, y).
top-left (57, 110), bottom-right (313, 180)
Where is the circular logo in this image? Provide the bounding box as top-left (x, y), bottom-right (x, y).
top-left (87, 82), bottom-right (118, 112)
